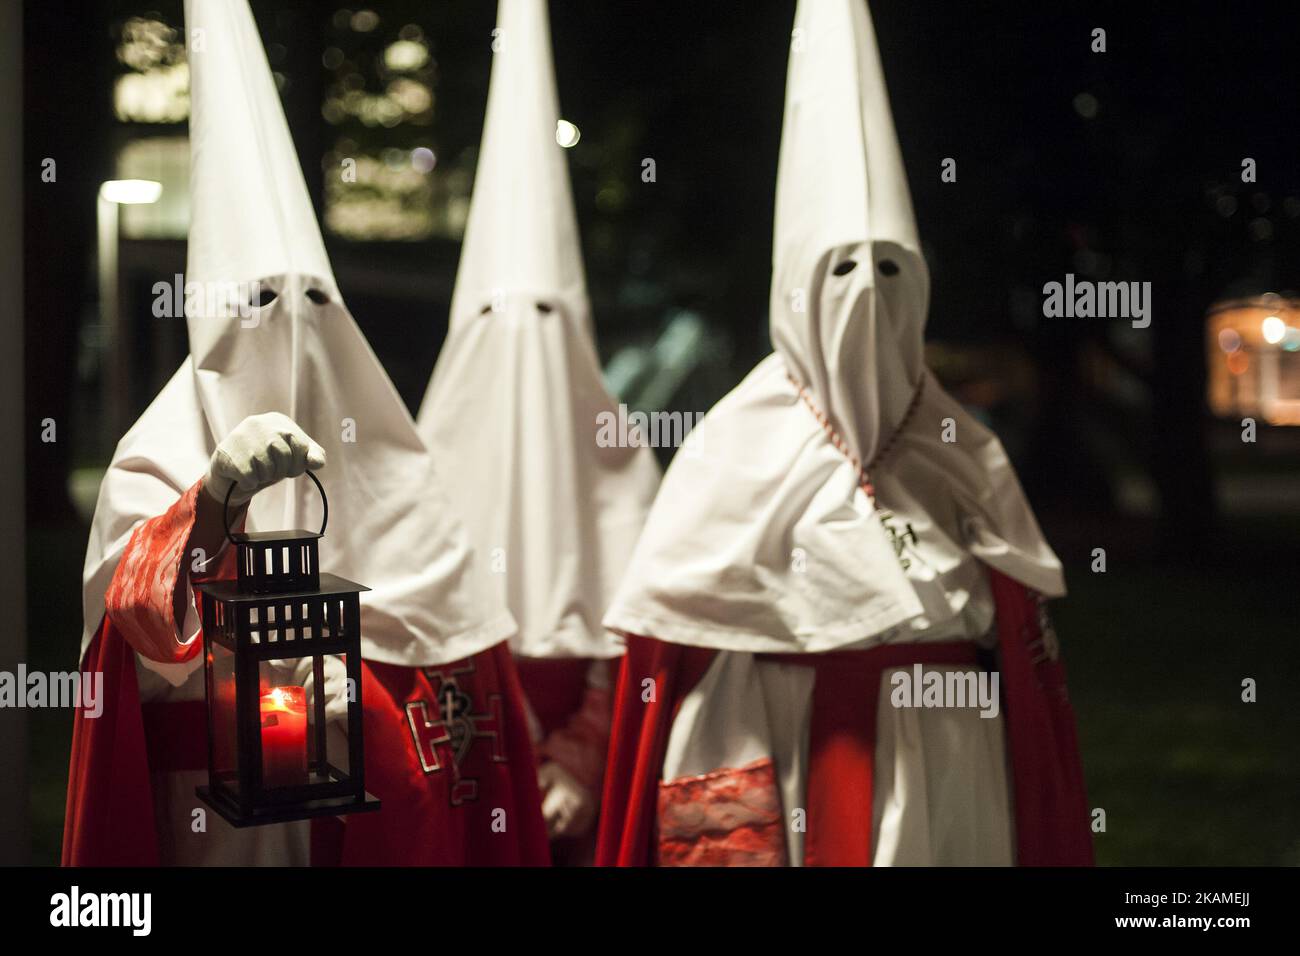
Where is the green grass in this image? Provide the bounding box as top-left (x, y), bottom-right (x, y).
top-left (1058, 568), bottom-right (1300, 865)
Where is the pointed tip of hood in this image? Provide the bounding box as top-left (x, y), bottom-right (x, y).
top-left (449, 0), bottom-right (586, 329)
top-left (184, 0), bottom-right (336, 294)
top-left (774, 0), bottom-right (918, 273)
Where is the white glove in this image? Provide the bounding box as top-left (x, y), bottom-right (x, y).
top-left (204, 412), bottom-right (326, 507)
top-left (290, 654), bottom-right (351, 725)
top-left (538, 761), bottom-right (596, 839)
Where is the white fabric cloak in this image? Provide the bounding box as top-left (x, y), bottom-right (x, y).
top-left (603, 0), bottom-right (1064, 657)
top-left (606, 0), bottom-right (1065, 866)
top-left (82, 0), bottom-right (513, 678)
top-left (417, 0), bottom-right (659, 660)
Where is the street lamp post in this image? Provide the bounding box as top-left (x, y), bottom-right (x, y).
top-left (96, 179), bottom-right (161, 445)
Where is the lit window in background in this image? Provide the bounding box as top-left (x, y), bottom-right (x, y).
top-left (1207, 296), bottom-right (1300, 425)
top-left (113, 17), bottom-right (189, 124)
top-left (111, 15), bottom-right (190, 241)
top-left (323, 12), bottom-right (465, 241)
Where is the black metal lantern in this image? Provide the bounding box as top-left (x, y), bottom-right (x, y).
top-left (195, 472), bottom-right (380, 827)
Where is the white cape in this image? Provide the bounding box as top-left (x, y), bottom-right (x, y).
top-left (418, 0), bottom-right (658, 660)
top-left (604, 0), bottom-right (1063, 656)
top-left (82, 0), bottom-right (512, 672)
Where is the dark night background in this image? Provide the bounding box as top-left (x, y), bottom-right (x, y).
top-left (13, 0), bottom-right (1300, 865)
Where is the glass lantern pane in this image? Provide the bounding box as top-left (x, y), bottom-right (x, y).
top-left (257, 652), bottom-right (351, 788)
top-left (209, 640), bottom-right (238, 790)
top-left (323, 652), bottom-right (351, 779)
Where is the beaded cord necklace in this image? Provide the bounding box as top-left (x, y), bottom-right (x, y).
top-left (787, 370), bottom-right (927, 501)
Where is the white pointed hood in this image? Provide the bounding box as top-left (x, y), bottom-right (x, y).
top-left (602, 0), bottom-right (1063, 656)
top-left (771, 0), bottom-right (927, 467)
top-left (444, 0), bottom-right (587, 335)
top-left (81, 0), bottom-right (513, 666)
top-left (416, 0), bottom-right (659, 659)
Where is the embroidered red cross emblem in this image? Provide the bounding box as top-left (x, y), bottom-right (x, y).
top-left (404, 661), bottom-right (506, 805)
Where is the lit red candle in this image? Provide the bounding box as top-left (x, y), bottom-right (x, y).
top-left (260, 685), bottom-right (308, 787)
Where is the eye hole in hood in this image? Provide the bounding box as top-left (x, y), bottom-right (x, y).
top-left (832, 259), bottom-right (858, 277)
top-left (535, 301), bottom-right (554, 314)
top-left (253, 286), bottom-right (279, 308)
top-left (305, 287), bottom-right (330, 305)
top-left (877, 258), bottom-right (900, 277)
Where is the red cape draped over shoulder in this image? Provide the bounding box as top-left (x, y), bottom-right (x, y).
top-left (987, 568), bottom-right (1094, 865)
top-left (63, 618), bottom-right (161, 866)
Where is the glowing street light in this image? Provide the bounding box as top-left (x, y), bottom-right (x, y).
top-left (555, 119), bottom-right (580, 148)
top-left (99, 179), bottom-right (163, 205)
top-left (1261, 315), bottom-right (1285, 345)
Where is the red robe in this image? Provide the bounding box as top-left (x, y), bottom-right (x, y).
top-left (515, 658), bottom-right (614, 864)
top-left (64, 481), bottom-right (550, 866)
top-left (515, 658), bottom-right (613, 796)
top-left (333, 650), bottom-right (550, 866)
top-left (595, 567), bottom-right (1094, 866)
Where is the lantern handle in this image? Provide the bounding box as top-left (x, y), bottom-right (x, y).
top-left (223, 470), bottom-right (329, 545)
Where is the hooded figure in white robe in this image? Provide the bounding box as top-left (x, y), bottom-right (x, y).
top-left (417, 0), bottom-right (660, 850)
top-left (64, 0), bottom-right (537, 867)
top-left (596, 0), bottom-right (1091, 867)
